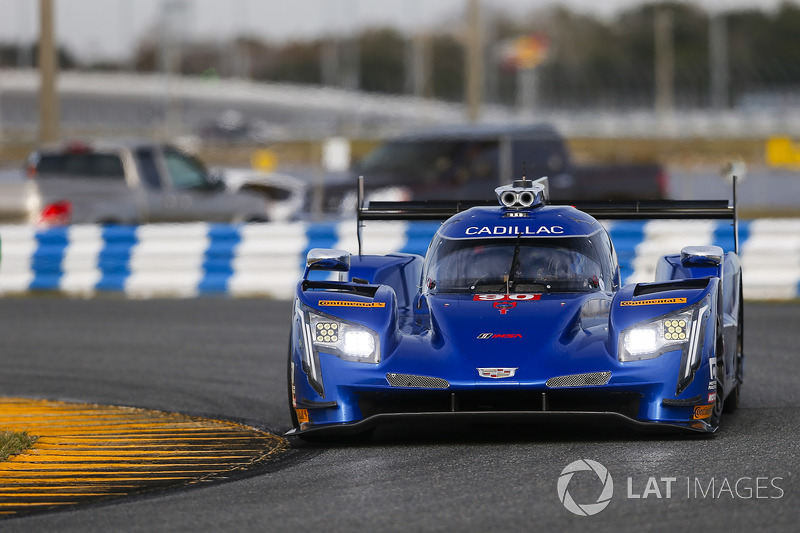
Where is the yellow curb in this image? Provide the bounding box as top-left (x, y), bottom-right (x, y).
top-left (0, 398), bottom-right (288, 518)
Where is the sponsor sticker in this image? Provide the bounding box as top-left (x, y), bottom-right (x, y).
top-left (319, 300), bottom-right (385, 308)
top-left (473, 294), bottom-right (541, 301)
top-left (295, 408), bottom-right (309, 424)
top-left (693, 405), bottom-right (713, 419)
top-left (708, 381), bottom-right (717, 390)
top-left (708, 392), bottom-right (717, 403)
top-left (465, 225), bottom-right (564, 236)
top-left (620, 298), bottom-right (688, 307)
top-left (477, 333), bottom-right (523, 339)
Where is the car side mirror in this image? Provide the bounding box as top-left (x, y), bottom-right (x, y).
top-left (681, 245), bottom-right (723, 267)
top-left (306, 248), bottom-right (351, 273)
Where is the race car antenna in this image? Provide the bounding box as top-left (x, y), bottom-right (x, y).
top-left (357, 176), bottom-right (365, 256)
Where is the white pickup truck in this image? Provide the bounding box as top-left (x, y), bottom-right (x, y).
top-left (1, 141), bottom-right (272, 225)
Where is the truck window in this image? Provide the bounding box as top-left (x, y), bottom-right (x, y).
top-left (512, 139), bottom-right (567, 180)
top-left (357, 140), bottom-right (460, 183)
top-left (357, 139), bottom-right (498, 184)
top-left (36, 153), bottom-right (125, 179)
top-left (450, 141), bottom-right (498, 183)
top-left (163, 149), bottom-right (211, 190)
top-left (135, 148), bottom-right (163, 189)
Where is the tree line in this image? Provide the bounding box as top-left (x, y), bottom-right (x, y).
top-left (2, 1), bottom-right (799, 110)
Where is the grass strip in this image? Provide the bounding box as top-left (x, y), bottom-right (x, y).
top-left (0, 429), bottom-right (38, 461)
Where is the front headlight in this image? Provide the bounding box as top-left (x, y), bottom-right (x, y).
top-left (619, 310), bottom-right (693, 362)
top-left (618, 296), bottom-right (711, 394)
top-left (309, 311), bottom-right (381, 364)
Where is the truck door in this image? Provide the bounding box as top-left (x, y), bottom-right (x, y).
top-left (160, 148), bottom-right (233, 222)
top-left (134, 147), bottom-right (180, 223)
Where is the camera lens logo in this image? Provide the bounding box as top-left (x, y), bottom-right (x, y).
top-left (557, 459), bottom-right (614, 516)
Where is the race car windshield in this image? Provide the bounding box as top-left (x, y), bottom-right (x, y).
top-left (424, 235), bottom-right (611, 294)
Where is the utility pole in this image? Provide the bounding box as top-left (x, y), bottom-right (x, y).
top-left (465, 0), bottom-right (483, 123)
top-left (341, 0), bottom-right (360, 92)
top-left (406, 32), bottom-right (431, 98)
top-left (405, 0), bottom-right (432, 99)
top-left (17, 0), bottom-right (33, 68)
top-left (161, 0), bottom-right (185, 139)
top-left (341, 36), bottom-right (360, 91)
top-left (38, 0), bottom-right (59, 143)
top-left (230, 0), bottom-right (251, 79)
top-left (709, 12), bottom-right (729, 110)
top-left (654, 7), bottom-right (674, 121)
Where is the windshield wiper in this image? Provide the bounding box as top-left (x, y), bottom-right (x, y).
top-left (507, 233), bottom-right (523, 293)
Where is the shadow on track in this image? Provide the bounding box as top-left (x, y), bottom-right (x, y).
top-left (285, 411), bottom-right (745, 449)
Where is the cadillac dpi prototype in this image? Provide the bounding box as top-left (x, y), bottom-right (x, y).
top-left (287, 177), bottom-right (743, 438)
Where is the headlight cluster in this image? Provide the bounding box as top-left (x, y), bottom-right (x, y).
top-left (618, 296), bottom-right (711, 394)
top-left (308, 311), bottom-right (381, 364)
top-left (619, 309), bottom-right (694, 362)
top-left (295, 303), bottom-right (382, 397)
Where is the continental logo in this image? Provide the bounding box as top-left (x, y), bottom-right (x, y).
top-left (319, 300), bottom-right (386, 308)
top-left (621, 297), bottom-right (687, 307)
top-left (693, 405), bottom-right (714, 419)
top-left (295, 408), bottom-right (310, 424)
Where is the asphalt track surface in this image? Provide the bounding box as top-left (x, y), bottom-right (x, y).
top-left (0, 297), bottom-right (798, 532)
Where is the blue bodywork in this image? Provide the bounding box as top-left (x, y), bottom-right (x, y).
top-left (287, 194), bottom-right (742, 437)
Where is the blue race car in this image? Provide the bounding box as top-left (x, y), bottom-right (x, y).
top-left (287, 177), bottom-right (743, 438)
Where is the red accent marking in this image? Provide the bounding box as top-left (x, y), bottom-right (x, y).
top-left (493, 302), bottom-right (517, 314)
top-left (473, 294), bottom-right (541, 301)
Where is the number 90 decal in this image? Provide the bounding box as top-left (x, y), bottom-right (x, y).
top-left (473, 294), bottom-right (541, 301)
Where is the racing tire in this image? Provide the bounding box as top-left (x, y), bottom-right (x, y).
top-left (724, 280), bottom-right (744, 414)
top-left (735, 279), bottom-right (745, 385)
top-left (709, 316), bottom-right (725, 430)
top-left (709, 378), bottom-right (724, 430)
top-left (723, 383), bottom-right (740, 414)
top-left (287, 342), bottom-right (299, 429)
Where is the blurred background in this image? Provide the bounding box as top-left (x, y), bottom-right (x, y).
top-left (1, 0), bottom-right (800, 218)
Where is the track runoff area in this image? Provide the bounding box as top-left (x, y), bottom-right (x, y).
top-left (0, 398), bottom-right (287, 518)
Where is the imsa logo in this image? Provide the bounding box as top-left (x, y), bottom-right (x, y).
top-left (477, 333), bottom-right (523, 339)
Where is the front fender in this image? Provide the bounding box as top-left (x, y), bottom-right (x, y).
top-left (296, 282), bottom-right (401, 358)
top-left (610, 278), bottom-right (717, 336)
top-left (609, 277), bottom-right (721, 398)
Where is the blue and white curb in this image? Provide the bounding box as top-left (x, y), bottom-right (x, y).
top-left (0, 219), bottom-right (797, 300)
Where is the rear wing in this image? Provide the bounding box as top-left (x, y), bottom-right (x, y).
top-left (355, 176), bottom-right (740, 255)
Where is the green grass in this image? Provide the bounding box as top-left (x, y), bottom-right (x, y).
top-left (0, 430), bottom-right (38, 461)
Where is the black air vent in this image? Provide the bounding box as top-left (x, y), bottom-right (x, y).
top-left (633, 278), bottom-right (710, 297)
